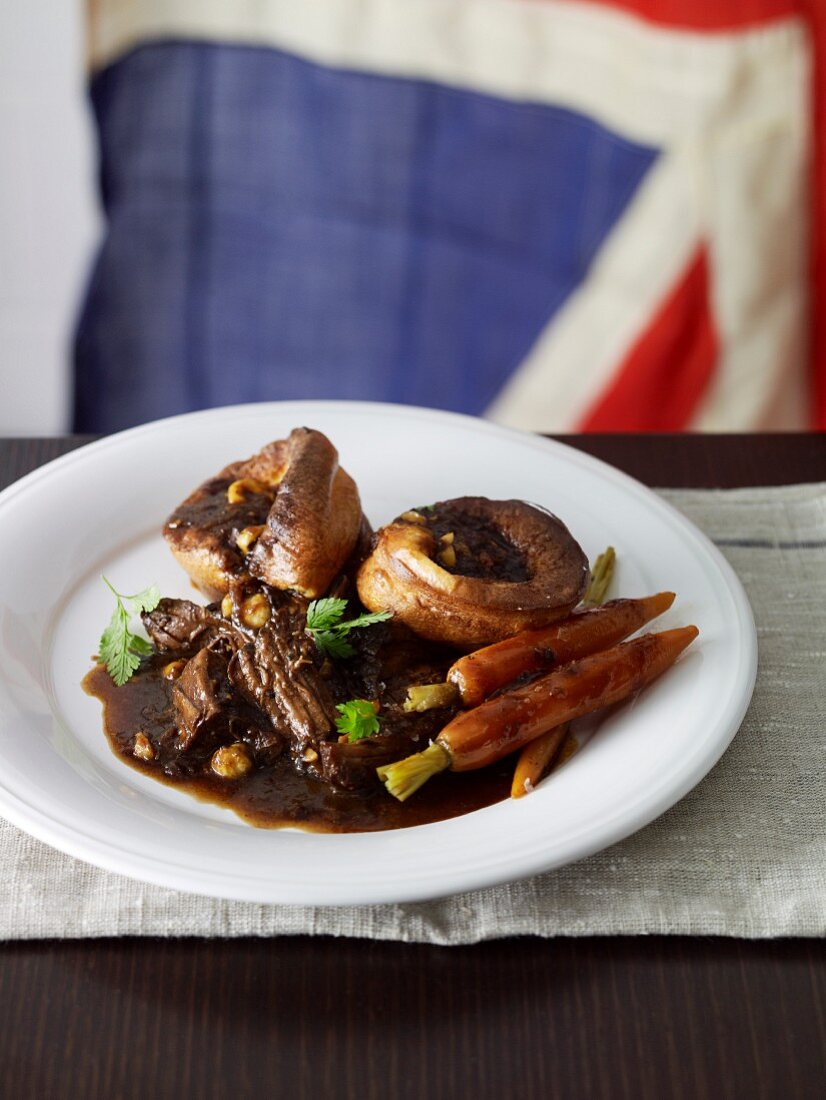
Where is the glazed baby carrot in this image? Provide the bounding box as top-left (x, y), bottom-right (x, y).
top-left (511, 545), bottom-right (617, 797)
top-left (448, 592), bottom-right (675, 708)
top-left (378, 626), bottom-right (699, 801)
top-left (510, 722), bottom-right (570, 798)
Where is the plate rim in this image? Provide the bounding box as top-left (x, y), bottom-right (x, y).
top-left (0, 401), bottom-right (758, 905)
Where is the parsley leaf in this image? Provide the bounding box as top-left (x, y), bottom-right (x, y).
top-left (98, 577), bottom-right (161, 686)
top-left (305, 599), bottom-right (392, 659)
top-left (335, 699), bottom-right (381, 742)
top-left (314, 631), bottom-right (357, 660)
top-left (305, 597), bottom-right (349, 633)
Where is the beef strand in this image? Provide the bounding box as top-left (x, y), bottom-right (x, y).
top-left (143, 598), bottom-right (243, 654)
top-left (171, 646), bottom-right (232, 751)
top-left (230, 603), bottom-right (338, 763)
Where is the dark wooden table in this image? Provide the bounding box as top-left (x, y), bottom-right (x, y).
top-left (1, 433), bottom-right (824, 1100)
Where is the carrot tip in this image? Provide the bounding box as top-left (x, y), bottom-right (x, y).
top-left (512, 776), bottom-right (534, 800)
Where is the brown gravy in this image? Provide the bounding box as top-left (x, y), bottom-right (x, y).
top-left (83, 661), bottom-right (511, 832)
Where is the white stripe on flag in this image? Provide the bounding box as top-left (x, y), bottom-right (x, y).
top-left (693, 69), bottom-right (810, 430)
top-left (485, 149), bottom-right (700, 431)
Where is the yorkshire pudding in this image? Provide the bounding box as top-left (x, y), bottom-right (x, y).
top-left (357, 497), bottom-right (589, 648)
top-left (248, 427), bottom-right (364, 598)
top-left (164, 439), bottom-right (289, 598)
top-left (164, 428), bottom-right (364, 599)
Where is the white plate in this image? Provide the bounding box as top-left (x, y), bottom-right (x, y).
top-left (0, 402), bottom-right (756, 905)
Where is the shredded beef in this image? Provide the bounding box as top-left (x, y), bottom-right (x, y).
top-left (172, 646), bottom-right (233, 751)
top-left (148, 586), bottom-right (457, 791)
top-left (230, 602), bottom-right (338, 760)
top-left (142, 598), bottom-right (243, 655)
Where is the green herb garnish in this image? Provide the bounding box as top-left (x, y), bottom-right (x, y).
top-left (98, 577), bottom-right (161, 686)
top-left (305, 598), bottom-right (391, 659)
top-left (335, 699), bottom-right (381, 742)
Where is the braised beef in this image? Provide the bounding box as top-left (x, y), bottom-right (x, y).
top-left (143, 593), bottom-right (460, 792)
top-left (172, 646), bottom-right (234, 751)
top-left (142, 598), bottom-right (242, 654)
top-left (319, 735), bottom-right (413, 792)
top-left (335, 620), bottom-right (455, 702)
top-left (119, 567), bottom-right (458, 798)
top-left (318, 704), bottom-right (448, 791)
top-left (230, 601), bottom-right (338, 762)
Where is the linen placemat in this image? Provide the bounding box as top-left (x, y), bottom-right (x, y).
top-left (1, 483), bottom-right (824, 942)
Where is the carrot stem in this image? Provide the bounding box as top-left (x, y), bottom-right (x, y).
top-left (376, 742), bottom-right (450, 801)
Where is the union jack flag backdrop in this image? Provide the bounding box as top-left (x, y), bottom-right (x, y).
top-left (74, 0), bottom-right (826, 433)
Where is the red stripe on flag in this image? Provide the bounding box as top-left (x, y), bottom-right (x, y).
top-left (577, 247), bottom-right (718, 432)
top-left (559, 1), bottom-right (798, 32)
